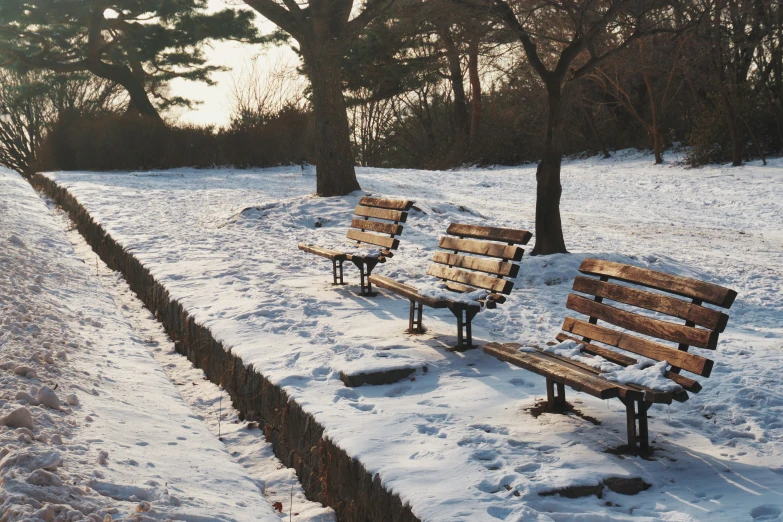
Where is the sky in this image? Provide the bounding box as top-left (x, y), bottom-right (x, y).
top-left (169, 0), bottom-right (299, 127)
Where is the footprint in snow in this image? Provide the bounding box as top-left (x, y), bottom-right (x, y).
top-left (384, 385), bottom-right (411, 397)
top-left (750, 505), bottom-right (781, 520)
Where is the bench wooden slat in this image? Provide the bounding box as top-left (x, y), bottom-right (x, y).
top-left (438, 236), bottom-right (524, 261)
top-left (297, 244), bottom-right (347, 260)
top-left (351, 219), bottom-right (403, 236)
top-left (555, 332), bottom-right (703, 393)
top-left (483, 343), bottom-right (629, 400)
top-left (368, 275), bottom-right (446, 308)
top-left (446, 223), bottom-right (532, 245)
top-left (432, 252), bottom-right (520, 277)
top-left (444, 281), bottom-right (507, 303)
top-left (537, 346), bottom-right (682, 403)
top-left (554, 332), bottom-right (637, 366)
top-left (346, 229), bottom-right (399, 249)
top-left (573, 276), bottom-right (729, 332)
top-left (354, 205), bottom-right (408, 223)
top-left (561, 317), bottom-right (714, 376)
top-left (567, 294), bottom-right (718, 349)
top-left (427, 264), bottom-right (513, 294)
top-left (579, 259), bottom-right (737, 308)
top-left (359, 196), bottom-right (413, 211)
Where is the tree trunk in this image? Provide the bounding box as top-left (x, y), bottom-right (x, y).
top-left (532, 83), bottom-right (570, 255)
top-left (643, 72), bottom-right (663, 164)
top-left (580, 105), bottom-right (610, 159)
top-left (718, 83), bottom-right (742, 166)
top-left (468, 37), bottom-right (482, 147)
top-left (440, 30), bottom-right (470, 146)
top-left (302, 46), bottom-right (361, 196)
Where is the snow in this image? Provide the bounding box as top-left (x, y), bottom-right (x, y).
top-left (541, 341), bottom-right (683, 393)
top-left (37, 151), bottom-right (783, 521)
top-left (410, 275), bottom-right (489, 306)
top-left (602, 361), bottom-right (682, 394)
top-left (0, 168), bottom-right (303, 521)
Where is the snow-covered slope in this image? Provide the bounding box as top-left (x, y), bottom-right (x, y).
top-left (40, 151), bottom-right (783, 521)
top-left (0, 168), bottom-right (281, 521)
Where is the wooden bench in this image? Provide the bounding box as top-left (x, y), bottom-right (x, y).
top-left (369, 223), bottom-right (532, 350)
top-left (484, 258), bottom-right (737, 453)
top-left (298, 196), bottom-right (413, 295)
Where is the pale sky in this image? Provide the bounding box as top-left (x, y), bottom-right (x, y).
top-left (169, 0), bottom-right (300, 127)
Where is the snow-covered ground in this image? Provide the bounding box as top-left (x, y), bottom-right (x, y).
top-left (0, 168), bottom-right (329, 521)
top-left (39, 151), bottom-right (783, 521)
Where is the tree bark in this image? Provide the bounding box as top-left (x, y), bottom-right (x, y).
top-left (302, 45), bottom-right (361, 196)
top-left (468, 36), bottom-right (482, 147)
top-left (579, 105), bottom-right (611, 159)
top-left (440, 29), bottom-right (470, 146)
top-left (532, 83), bottom-right (571, 255)
top-left (643, 72), bottom-right (663, 164)
top-left (718, 81), bottom-right (742, 166)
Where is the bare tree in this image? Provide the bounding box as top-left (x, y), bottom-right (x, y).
top-left (0, 70), bottom-right (121, 176)
top-left (463, 0), bottom-right (673, 254)
top-left (589, 35), bottom-right (688, 164)
top-left (229, 56), bottom-right (308, 125)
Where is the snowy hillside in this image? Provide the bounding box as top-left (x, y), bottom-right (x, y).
top-left (38, 151), bottom-right (783, 521)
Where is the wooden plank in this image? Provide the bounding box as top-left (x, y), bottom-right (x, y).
top-left (566, 294), bottom-right (718, 349)
top-left (483, 343), bottom-right (627, 400)
top-left (579, 259), bottom-right (737, 308)
top-left (444, 281), bottom-right (506, 304)
top-left (359, 196), bottom-right (413, 211)
top-left (537, 348), bottom-right (677, 404)
top-left (446, 223), bottom-right (532, 245)
top-left (427, 264), bottom-right (513, 294)
top-left (438, 236), bottom-right (523, 261)
top-left (350, 219), bottom-right (403, 236)
top-left (432, 252), bottom-right (519, 277)
top-left (346, 229), bottom-right (400, 250)
top-left (298, 243), bottom-right (346, 260)
top-left (573, 276), bottom-right (729, 332)
top-left (554, 332), bottom-right (637, 366)
top-left (561, 317), bottom-right (714, 376)
top-left (555, 333), bottom-right (702, 393)
top-left (368, 275), bottom-right (446, 308)
top-left (354, 205), bottom-right (408, 222)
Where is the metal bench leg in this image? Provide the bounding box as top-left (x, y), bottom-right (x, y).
top-left (546, 378), bottom-right (567, 411)
top-left (625, 399), bottom-right (638, 449)
top-left (624, 399), bottom-right (651, 454)
top-left (332, 258), bottom-right (345, 285)
top-left (638, 401), bottom-right (650, 453)
top-left (450, 306), bottom-right (479, 351)
top-left (407, 301), bottom-right (425, 334)
top-left (352, 259), bottom-right (379, 296)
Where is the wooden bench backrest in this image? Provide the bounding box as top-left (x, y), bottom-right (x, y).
top-left (347, 196), bottom-right (414, 251)
top-left (427, 223), bottom-right (532, 295)
top-left (560, 258), bottom-right (737, 391)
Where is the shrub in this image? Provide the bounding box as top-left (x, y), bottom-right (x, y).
top-left (34, 107), bottom-right (314, 172)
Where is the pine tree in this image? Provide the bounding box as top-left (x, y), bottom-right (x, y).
top-left (0, 0), bottom-right (266, 120)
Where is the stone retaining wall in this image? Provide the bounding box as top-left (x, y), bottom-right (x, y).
top-left (33, 173), bottom-right (420, 522)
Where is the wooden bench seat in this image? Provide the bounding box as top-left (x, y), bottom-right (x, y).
top-left (298, 196), bottom-right (413, 295)
top-left (370, 223), bottom-right (532, 350)
top-left (484, 258), bottom-right (737, 453)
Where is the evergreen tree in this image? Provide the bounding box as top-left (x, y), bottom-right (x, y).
top-left (0, 0), bottom-right (267, 120)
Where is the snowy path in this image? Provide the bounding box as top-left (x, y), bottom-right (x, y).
top-left (53, 201), bottom-right (334, 522)
top-left (0, 168), bottom-right (284, 520)
top-left (40, 152), bottom-right (783, 521)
